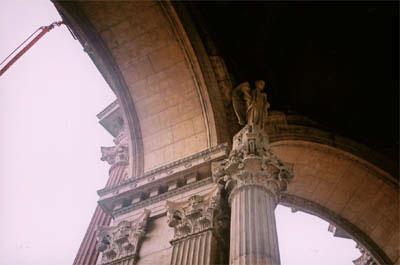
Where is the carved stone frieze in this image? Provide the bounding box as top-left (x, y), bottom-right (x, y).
top-left (212, 124), bottom-right (293, 203)
top-left (96, 209), bottom-right (150, 265)
top-left (165, 184), bottom-right (229, 242)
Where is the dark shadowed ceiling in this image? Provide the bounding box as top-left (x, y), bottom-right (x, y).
top-left (186, 1), bottom-right (399, 166)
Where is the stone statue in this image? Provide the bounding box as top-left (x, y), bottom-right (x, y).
top-left (232, 80), bottom-right (270, 130)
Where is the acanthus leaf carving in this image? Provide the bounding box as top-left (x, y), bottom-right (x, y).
top-left (212, 124), bottom-right (294, 204)
top-left (165, 184), bottom-right (228, 242)
top-left (96, 209), bottom-right (150, 265)
top-left (353, 245), bottom-right (378, 265)
top-left (101, 129), bottom-right (129, 166)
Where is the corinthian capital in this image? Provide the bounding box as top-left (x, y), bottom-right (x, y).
top-left (212, 124), bottom-right (294, 203)
top-left (101, 129), bottom-right (129, 165)
top-left (353, 245), bottom-right (377, 265)
top-left (96, 209), bottom-right (150, 265)
top-left (165, 185), bottom-right (228, 242)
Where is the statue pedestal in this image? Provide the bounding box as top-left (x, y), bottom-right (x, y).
top-left (231, 125), bottom-right (269, 157)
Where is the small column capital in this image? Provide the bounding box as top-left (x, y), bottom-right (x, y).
top-left (96, 209), bottom-right (151, 265)
top-left (165, 184), bottom-right (229, 243)
top-left (101, 129), bottom-right (129, 166)
top-left (353, 245), bottom-right (378, 265)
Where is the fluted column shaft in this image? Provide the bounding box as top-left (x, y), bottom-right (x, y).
top-left (170, 231), bottom-right (221, 265)
top-left (73, 206), bottom-right (112, 265)
top-left (73, 161), bottom-right (128, 265)
top-left (230, 185), bottom-right (280, 265)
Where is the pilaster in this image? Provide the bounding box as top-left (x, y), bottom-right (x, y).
top-left (166, 185), bottom-right (229, 265)
top-left (73, 126), bottom-right (129, 265)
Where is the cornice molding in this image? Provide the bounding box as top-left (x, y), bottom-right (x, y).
top-left (96, 99), bottom-right (119, 120)
top-left (98, 143), bottom-right (228, 197)
top-left (113, 178), bottom-right (213, 217)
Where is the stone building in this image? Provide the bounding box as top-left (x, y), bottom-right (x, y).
top-left (52, 1), bottom-right (398, 265)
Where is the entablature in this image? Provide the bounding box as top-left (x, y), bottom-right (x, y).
top-left (97, 143), bottom-right (229, 216)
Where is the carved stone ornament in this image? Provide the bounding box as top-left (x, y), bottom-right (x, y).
top-left (212, 124), bottom-right (294, 203)
top-left (101, 129), bottom-right (129, 165)
top-left (353, 245), bottom-right (377, 265)
top-left (165, 184), bottom-right (229, 242)
top-left (96, 209), bottom-right (150, 265)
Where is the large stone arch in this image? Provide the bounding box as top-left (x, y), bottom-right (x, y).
top-left (53, 0), bottom-right (230, 175)
top-left (272, 141), bottom-right (398, 264)
top-left (265, 111), bottom-right (398, 263)
top-left (266, 111), bottom-right (397, 179)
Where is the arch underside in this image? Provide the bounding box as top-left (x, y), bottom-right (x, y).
top-left (53, 1), bottom-right (398, 264)
top-left (279, 194), bottom-right (390, 265)
top-left (272, 140), bottom-right (398, 264)
top-left (54, 0), bottom-right (230, 176)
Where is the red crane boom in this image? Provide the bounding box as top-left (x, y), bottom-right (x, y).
top-left (0, 21), bottom-right (65, 77)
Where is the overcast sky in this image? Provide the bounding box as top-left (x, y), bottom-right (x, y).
top-left (0, 1), bottom-right (359, 265)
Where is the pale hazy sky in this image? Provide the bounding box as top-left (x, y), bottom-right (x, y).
top-left (0, 1), bottom-right (359, 265)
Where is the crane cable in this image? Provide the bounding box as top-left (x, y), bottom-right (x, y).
top-left (0, 21), bottom-right (69, 77)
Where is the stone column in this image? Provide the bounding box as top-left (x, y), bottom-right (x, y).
top-left (213, 124), bottom-right (293, 265)
top-left (166, 185), bottom-right (230, 265)
top-left (73, 130), bottom-right (129, 265)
